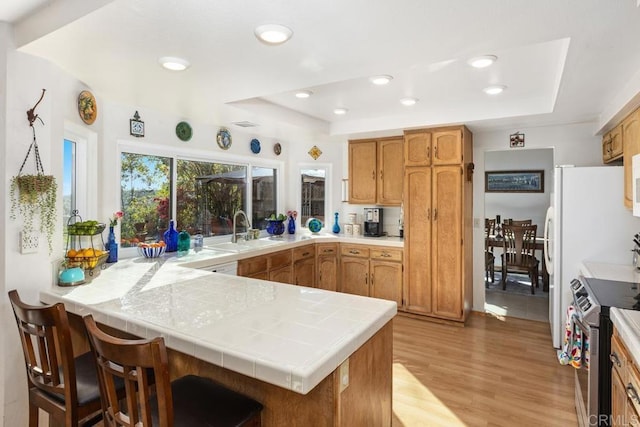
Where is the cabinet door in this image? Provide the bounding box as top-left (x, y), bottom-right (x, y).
top-left (349, 140), bottom-right (377, 204)
top-left (623, 109), bottom-right (640, 208)
top-left (612, 368), bottom-right (627, 427)
top-left (317, 255), bottom-right (338, 292)
top-left (340, 257), bottom-right (369, 296)
top-left (432, 166), bottom-right (463, 320)
top-left (370, 260), bottom-right (402, 306)
top-left (603, 132), bottom-right (613, 163)
top-left (404, 132), bottom-right (431, 166)
top-left (269, 265), bottom-right (292, 284)
top-left (403, 167), bottom-right (432, 314)
top-left (610, 125), bottom-right (623, 159)
top-left (377, 138), bottom-right (404, 205)
top-left (432, 130), bottom-right (462, 165)
top-left (293, 257), bottom-right (315, 287)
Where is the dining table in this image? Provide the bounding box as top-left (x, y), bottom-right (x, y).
top-left (486, 233), bottom-right (549, 292)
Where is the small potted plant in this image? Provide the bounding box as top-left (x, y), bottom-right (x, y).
top-left (265, 213), bottom-right (287, 236)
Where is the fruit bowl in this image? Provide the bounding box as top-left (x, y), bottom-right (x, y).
top-left (137, 245), bottom-right (166, 258)
top-left (65, 251), bottom-right (109, 270)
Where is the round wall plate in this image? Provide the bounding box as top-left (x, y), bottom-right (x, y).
top-left (175, 121), bottom-right (192, 141)
top-left (217, 128), bottom-right (232, 150)
top-left (250, 138), bottom-right (261, 154)
top-left (274, 142), bottom-right (282, 155)
top-left (77, 91), bottom-right (97, 125)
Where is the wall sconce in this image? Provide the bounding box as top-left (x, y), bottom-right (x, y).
top-left (510, 132), bottom-right (525, 148)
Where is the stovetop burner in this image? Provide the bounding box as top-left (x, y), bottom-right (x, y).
top-left (581, 276), bottom-right (640, 312)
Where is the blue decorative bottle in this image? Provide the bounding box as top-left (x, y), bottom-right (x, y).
top-left (163, 220), bottom-right (179, 252)
top-left (288, 215), bottom-right (296, 234)
top-left (106, 226), bottom-right (118, 263)
top-left (332, 212), bottom-right (341, 234)
top-left (177, 230), bottom-right (191, 256)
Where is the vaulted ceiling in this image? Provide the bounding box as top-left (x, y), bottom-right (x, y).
top-left (3, 0), bottom-right (640, 138)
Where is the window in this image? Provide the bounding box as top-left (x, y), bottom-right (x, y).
top-left (300, 168), bottom-right (327, 225)
top-left (62, 139), bottom-right (77, 227)
top-left (119, 148), bottom-right (280, 248)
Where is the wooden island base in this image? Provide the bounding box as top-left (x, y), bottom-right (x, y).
top-left (68, 314), bottom-right (393, 427)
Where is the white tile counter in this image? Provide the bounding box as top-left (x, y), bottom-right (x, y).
top-left (611, 308), bottom-right (640, 367)
top-left (42, 233), bottom-right (397, 395)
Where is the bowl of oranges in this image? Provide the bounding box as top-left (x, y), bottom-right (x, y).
top-left (137, 241), bottom-right (166, 258)
top-left (65, 247), bottom-right (109, 270)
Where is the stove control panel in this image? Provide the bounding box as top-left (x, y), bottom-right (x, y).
top-left (571, 278), bottom-right (599, 325)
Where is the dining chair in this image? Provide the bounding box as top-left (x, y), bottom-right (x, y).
top-left (484, 219), bottom-right (495, 284)
top-left (501, 224), bottom-right (539, 294)
top-left (502, 218), bottom-right (533, 226)
top-left (8, 289), bottom-right (105, 427)
top-left (82, 314), bottom-right (263, 427)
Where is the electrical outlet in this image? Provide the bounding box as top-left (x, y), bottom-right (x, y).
top-left (339, 358), bottom-right (349, 392)
top-left (20, 231), bottom-right (39, 254)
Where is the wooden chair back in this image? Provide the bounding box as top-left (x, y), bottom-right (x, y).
top-left (502, 218), bottom-right (532, 226)
top-left (484, 218), bottom-right (496, 236)
top-left (502, 224), bottom-right (538, 268)
top-left (83, 314), bottom-right (173, 427)
top-left (8, 290), bottom-right (79, 414)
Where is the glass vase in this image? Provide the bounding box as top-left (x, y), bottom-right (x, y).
top-left (177, 230), bottom-right (191, 256)
top-left (288, 215), bottom-right (296, 234)
top-left (332, 212), bottom-right (341, 234)
top-left (163, 220), bottom-right (179, 252)
top-left (106, 226), bottom-right (118, 263)
top-left (266, 220), bottom-right (285, 236)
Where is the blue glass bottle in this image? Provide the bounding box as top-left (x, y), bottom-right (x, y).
top-left (163, 220), bottom-right (179, 252)
top-left (106, 226), bottom-right (118, 263)
top-left (177, 230), bottom-right (191, 256)
top-left (288, 215), bottom-right (296, 234)
top-left (332, 212), bottom-right (341, 234)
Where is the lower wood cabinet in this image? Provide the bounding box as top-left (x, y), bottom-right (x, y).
top-left (316, 243), bottom-right (339, 291)
top-left (293, 246), bottom-right (316, 287)
top-left (611, 328), bottom-right (640, 426)
top-left (239, 249), bottom-right (292, 282)
top-left (339, 244), bottom-right (402, 306)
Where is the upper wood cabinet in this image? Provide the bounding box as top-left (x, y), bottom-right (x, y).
top-left (349, 137), bottom-right (403, 205)
top-left (404, 129), bottom-right (463, 167)
top-left (602, 124), bottom-right (623, 163)
top-left (624, 109), bottom-right (640, 208)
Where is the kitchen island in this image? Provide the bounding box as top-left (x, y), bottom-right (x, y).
top-left (42, 234), bottom-right (397, 426)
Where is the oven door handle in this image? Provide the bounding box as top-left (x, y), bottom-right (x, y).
top-left (569, 314), bottom-right (590, 367)
top-left (571, 314), bottom-right (589, 336)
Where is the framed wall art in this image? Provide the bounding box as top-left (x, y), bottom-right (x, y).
top-left (485, 170), bottom-right (544, 193)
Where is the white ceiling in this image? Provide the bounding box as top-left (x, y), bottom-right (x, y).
top-left (4, 0), bottom-right (640, 138)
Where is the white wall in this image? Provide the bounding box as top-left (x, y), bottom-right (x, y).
top-left (471, 122), bottom-right (604, 311)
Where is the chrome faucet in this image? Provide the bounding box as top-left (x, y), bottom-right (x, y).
top-left (231, 210), bottom-right (251, 243)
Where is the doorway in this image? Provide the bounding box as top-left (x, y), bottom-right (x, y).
top-left (484, 148), bottom-right (553, 322)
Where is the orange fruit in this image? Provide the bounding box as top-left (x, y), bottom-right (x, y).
top-left (67, 249), bottom-right (77, 258)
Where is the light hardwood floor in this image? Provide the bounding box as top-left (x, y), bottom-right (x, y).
top-left (392, 313), bottom-right (577, 426)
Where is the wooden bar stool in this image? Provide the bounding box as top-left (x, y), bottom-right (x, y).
top-left (82, 314), bottom-right (263, 426)
top-left (8, 290), bottom-right (106, 427)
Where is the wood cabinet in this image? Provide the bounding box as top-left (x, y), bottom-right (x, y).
top-left (349, 137), bottom-right (403, 205)
top-left (316, 243), bottom-right (339, 292)
top-left (611, 328), bottom-right (640, 426)
top-left (403, 125), bottom-right (472, 322)
top-left (339, 244), bottom-right (402, 306)
top-left (404, 129), bottom-right (463, 167)
top-left (239, 249), bottom-right (292, 282)
top-left (624, 109), bottom-right (640, 208)
top-left (603, 124), bottom-right (623, 163)
top-left (293, 246), bottom-right (316, 287)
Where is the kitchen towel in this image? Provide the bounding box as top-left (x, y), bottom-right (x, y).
top-left (558, 304), bottom-right (590, 369)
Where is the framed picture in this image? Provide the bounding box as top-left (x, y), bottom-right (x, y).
top-left (485, 170), bottom-right (544, 193)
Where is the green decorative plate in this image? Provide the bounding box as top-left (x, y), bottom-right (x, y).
top-left (176, 121), bottom-right (192, 141)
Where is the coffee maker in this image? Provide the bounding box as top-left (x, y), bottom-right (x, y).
top-left (364, 208), bottom-right (383, 237)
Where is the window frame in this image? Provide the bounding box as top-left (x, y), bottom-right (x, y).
top-left (116, 141), bottom-right (284, 257)
top-left (296, 162), bottom-right (332, 229)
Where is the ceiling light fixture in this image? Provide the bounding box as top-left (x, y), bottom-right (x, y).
top-left (254, 24), bottom-right (293, 45)
top-left (333, 108), bottom-right (348, 115)
top-left (159, 56), bottom-right (190, 71)
top-left (468, 55), bottom-right (497, 68)
top-left (483, 85), bottom-right (506, 95)
top-left (295, 90), bottom-right (313, 99)
top-left (370, 75), bottom-right (393, 85)
top-left (400, 97), bottom-right (418, 106)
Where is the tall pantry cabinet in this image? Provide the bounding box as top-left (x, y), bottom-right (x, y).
top-left (402, 127), bottom-right (473, 322)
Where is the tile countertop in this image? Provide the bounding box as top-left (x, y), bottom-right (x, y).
top-left (611, 308), bottom-right (640, 368)
top-left (580, 261), bottom-right (640, 283)
top-left (41, 232), bottom-right (398, 395)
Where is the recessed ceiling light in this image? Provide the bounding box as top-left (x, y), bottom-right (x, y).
top-left (468, 55), bottom-right (498, 68)
top-left (295, 90), bottom-right (313, 99)
top-left (400, 97), bottom-right (418, 106)
top-left (483, 85), bottom-right (506, 95)
top-left (254, 24), bottom-right (293, 45)
top-left (159, 56), bottom-right (190, 71)
top-left (370, 75), bottom-right (393, 85)
top-left (333, 108), bottom-right (348, 115)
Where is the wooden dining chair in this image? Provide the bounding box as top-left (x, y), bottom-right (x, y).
top-left (8, 289), bottom-right (105, 427)
top-left (484, 219), bottom-right (495, 284)
top-left (501, 224), bottom-right (539, 294)
top-left (502, 218), bottom-right (532, 226)
top-left (82, 314), bottom-right (263, 427)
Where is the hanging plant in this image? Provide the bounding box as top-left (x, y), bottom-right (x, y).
top-left (9, 89), bottom-right (58, 254)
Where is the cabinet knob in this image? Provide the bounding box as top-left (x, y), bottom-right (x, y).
top-left (626, 383), bottom-right (640, 403)
top-left (610, 352), bottom-right (622, 368)
top-left (349, 250), bottom-right (360, 254)
top-left (381, 252), bottom-right (391, 257)
top-left (302, 252), bottom-right (310, 257)
top-left (372, 170), bottom-right (375, 180)
top-left (434, 208), bottom-right (438, 220)
top-left (371, 274), bottom-right (374, 285)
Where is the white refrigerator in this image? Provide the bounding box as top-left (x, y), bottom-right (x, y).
top-left (545, 166), bottom-right (640, 348)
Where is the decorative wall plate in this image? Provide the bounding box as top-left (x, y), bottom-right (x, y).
top-left (217, 128), bottom-right (232, 150)
top-left (77, 91), bottom-right (97, 125)
top-left (308, 145), bottom-right (322, 160)
top-left (274, 142), bottom-right (282, 155)
top-left (250, 138), bottom-right (261, 154)
top-left (176, 121), bottom-right (192, 141)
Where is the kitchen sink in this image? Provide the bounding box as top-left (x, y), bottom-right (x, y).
top-left (206, 238), bottom-right (285, 253)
